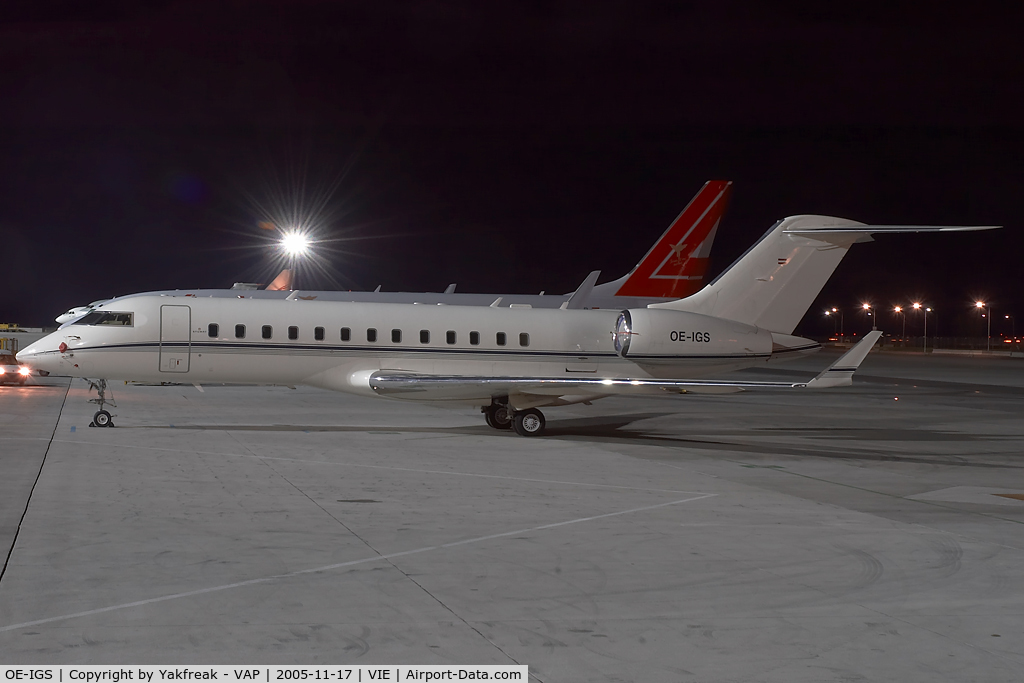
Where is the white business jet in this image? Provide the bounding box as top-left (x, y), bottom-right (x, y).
top-left (55, 299), bottom-right (115, 325)
top-left (57, 180), bottom-right (732, 320)
top-left (19, 215), bottom-right (996, 434)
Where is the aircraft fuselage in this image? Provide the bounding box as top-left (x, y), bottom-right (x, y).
top-left (21, 295), bottom-right (799, 405)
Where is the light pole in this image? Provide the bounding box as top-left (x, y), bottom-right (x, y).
top-left (913, 302), bottom-right (930, 352)
top-left (828, 307), bottom-right (843, 339)
top-left (894, 306), bottom-right (905, 341)
top-left (861, 302), bottom-right (876, 331)
top-left (975, 301), bottom-right (990, 351)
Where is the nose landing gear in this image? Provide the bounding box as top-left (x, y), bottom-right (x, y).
top-left (85, 378), bottom-right (117, 428)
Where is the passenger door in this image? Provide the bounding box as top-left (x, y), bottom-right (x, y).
top-left (159, 305), bottom-right (191, 373)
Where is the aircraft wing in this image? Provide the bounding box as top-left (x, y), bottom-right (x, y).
top-left (369, 331), bottom-right (881, 401)
top-left (369, 373), bottom-right (809, 399)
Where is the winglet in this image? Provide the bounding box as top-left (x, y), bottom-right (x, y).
top-left (806, 331), bottom-right (882, 388)
top-left (614, 180), bottom-right (732, 298)
top-left (561, 270), bottom-right (601, 310)
top-left (444, 283), bottom-right (457, 294)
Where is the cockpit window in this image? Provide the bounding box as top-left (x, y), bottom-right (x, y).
top-left (76, 311), bottom-right (134, 327)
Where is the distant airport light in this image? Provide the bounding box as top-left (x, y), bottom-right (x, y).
top-left (861, 303), bottom-right (870, 310)
top-left (280, 231), bottom-right (311, 257)
top-left (976, 301), bottom-right (990, 351)
top-left (912, 302), bottom-right (922, 310)
top-left (894, 306), bottom-right (902, 313)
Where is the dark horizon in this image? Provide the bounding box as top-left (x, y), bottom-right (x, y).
top-left (1, 3), bottom-right (1021, 337)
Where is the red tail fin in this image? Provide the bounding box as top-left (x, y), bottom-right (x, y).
top-left (614, 180), bottom-right (732, 298)
top-left (265, 269), bottom-right (293, 291)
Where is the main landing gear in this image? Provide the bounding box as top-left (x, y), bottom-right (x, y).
top-left (483, 401), bottom-right (513, 430)
top-left (85, 378), bottom-right (116, 428)
top-left (483, 399), bottom-right (547, 437)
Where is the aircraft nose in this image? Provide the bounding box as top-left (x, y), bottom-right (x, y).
top-left (16, 337), bottom-right (60, 370)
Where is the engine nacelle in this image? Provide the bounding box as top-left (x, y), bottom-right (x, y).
top-left (613, 309), bottom-right (773, 364)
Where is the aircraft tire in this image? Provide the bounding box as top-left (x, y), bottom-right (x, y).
top-left (484, 404), bottom-right (513, 430)
top-left (93, 410), bottom-right (112, 428)
top-left (513, 408), bottom-right (546, 437)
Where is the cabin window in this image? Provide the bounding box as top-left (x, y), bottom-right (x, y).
top-left (341, 327), bottom-right (351, 341)
top-left (446, 330), bottom-right (456, 345)
top-left (288, 326), bottom-right (299, 340)
top-left (367, 328), bottom-right (377, 342)
top-left (235, 324), bottom-right (245, 339)
top-left (496, 332), bottom-right (507, 346)
top-left (469, 331), bottom-right (480, 345)
top-left (420, 330), bottom-right (430, 344)
top-left (77, 311), bottom-right (133, 326)
top-left (208, 323), bottom-right (219, 338)
top-left (391, 329), bottom-right (402, 343)
top-left (314, 326), bottom-right (325, 341)
top-left (519, 333), bottom-right (530, 347)
top-left (262, 325), bottom-right (273, 340)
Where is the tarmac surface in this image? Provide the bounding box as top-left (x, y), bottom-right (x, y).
top-left (1, 350), bottom-right (1023, 681)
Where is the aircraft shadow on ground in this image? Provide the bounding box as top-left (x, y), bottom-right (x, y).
top-left (129, 412), bottom-right (1020, 469)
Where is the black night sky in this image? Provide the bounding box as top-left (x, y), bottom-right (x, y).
top-left (1, 2), bottom-right (1021, 338)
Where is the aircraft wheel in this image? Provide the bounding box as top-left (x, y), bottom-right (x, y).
top-left (93, 410), bottom-right (113, 428)
top-left (513, 408), bottom-right (546, 437)
top-left (484, 404), bottom-right (513, 430)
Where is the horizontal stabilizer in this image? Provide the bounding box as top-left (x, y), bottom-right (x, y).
top-left (805, 331), bottom-right (881, 389)
top-left (785, 224), bottom-right (1000, 245)
top-left (785, 225), bottom-right (999, 235)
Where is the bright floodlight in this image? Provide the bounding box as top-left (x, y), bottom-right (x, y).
top-left (861, 303), bottom-right (870, 310)
top-left (894, 306), bottom-right (902, 313)
top-left (280, 231), bottom-right (311, 257)
top-left (975, 301), bottom-right (985, 308)
top-left (912, 302), bottom-right (922, 310)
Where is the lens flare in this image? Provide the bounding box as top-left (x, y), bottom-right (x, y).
top-left (280, 231), bottom-right (311, 257)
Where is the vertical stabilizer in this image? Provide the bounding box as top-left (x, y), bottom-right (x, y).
top-left (609, 180), bottom-right (732, 299)
top-left (265, 269), bottom-right (294, 291)
top-left (653, 216), bottom-right (999, 334)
